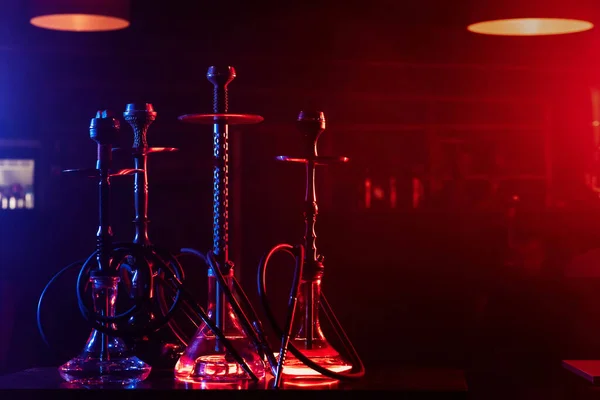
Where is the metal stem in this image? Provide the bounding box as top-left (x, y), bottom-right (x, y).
top-left (97, 144), bottom-right (113, 272)
top-left (208, 67), bottom-right (234, 351)
top-left (133, 152), bottom-right (150, 245)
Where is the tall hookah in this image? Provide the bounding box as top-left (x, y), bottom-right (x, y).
top-left (257, 111), bottom-right (365, 385)
top-left (119, 100), bottom-right (272, 377)
top-left (117, 103), bottom-right (186, 366)
top-left (174, 66), bottom-right (281, 383)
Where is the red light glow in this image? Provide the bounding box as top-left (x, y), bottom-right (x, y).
top-left (365, 178), bottom-right (372, 208)
top-left (390, 177), bottom-right (397, 209)
top-left (467, 18), bottom-right (593, 36)
top-left (272, 352), bottom-right (352, 377)
top-left (282, 379), bottom-right (340, 389)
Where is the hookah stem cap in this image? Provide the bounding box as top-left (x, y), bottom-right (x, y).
top-left (90, 109), bottom-right (120, 145)
top-left (207, 66), bottom-right (236, 114)
top-left (90, 110), bottom-right (120, 169)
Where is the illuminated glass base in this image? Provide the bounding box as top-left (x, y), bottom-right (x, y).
top-left (59, 354), bottom-right (151, 386)
top-left (175, 378), bottom-right (257, 390)
top-left (174, 337), bottom-right (266, 383)
top-left (58, 331), bottom-right (151, 387)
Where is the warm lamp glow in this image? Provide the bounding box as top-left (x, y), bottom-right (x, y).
top-left (467, 18), bottom-right (593, 36)
top-left (30, 14), bottom-right (129, 32)
top-left (29, 0), bottom-right (130, 32)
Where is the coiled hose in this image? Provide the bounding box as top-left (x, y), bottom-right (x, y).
top-left (257, 243), bottom-right (365, 381)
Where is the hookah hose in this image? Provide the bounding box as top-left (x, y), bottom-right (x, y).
top-left (37, 259), bottom-right (86, 349)
top-left (151, 257), bottom-right (261, 381)
top-left (179, 248), bottom-right (280, 375)
top-left (37, 245), bottom-right (260, 380)
top-left (37, 242), bottom-right (185, 346)
top-left (153, 250), bottom-right (199, 347)
top-left (257, 244), bottom-right (366, 381)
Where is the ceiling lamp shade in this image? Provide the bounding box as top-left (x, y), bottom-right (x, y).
top-left (466, 0), bottom-right (596, 36)
top-left (29, 0), bottom-right (130, 32)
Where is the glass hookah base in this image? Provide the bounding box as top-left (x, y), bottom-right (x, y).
top-left (58, 355), bottom-right (151, 386)
top-left (279, 352), bottom-right (352, 379)
top-left (175, 353), bottom-right (260, 382)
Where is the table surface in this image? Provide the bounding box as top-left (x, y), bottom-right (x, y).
top-left (563, 360), bottom-right (600, 385)
top-left (0, 365), bottom-right (468, 393)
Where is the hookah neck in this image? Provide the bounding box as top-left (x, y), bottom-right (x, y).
top-left (91, 110), bottom-right (118, 273)
top-left (302, 118), bottom-right (325, 282)
top-left (125, 103), bottom-right (156, 247)
top-left (209, 67), bottom-right (234, 271)
top-left (212, 119), bottom-right (230, 268)
top-left (132, 149), bottom-right (150, 246)
top-left (97, 142), bottom-right (113, 237)
top-left (97, 143), bottom-right (114, 272)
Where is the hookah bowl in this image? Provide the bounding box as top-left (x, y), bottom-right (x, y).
top-left (258, 111), bottom-right (364, 385)
top-left (174, 66), bottom-right (267, 383)
top-left (58, 111), bottom-right (151, 386)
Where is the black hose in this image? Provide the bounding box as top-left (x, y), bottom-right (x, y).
top-left (154, 264), bottom-right (260, 382)
top-left (179, 247), bottom-right (270, 380)
top-left (37, 258), bottom-right (88, 349)
top-left (257, 243), bottom-right (366, 381)
top-left (38, 242), bottom-right (189, 351)
top-left (75, 245), bottom-right (187, 339)
top-left (155, 248), bottom-right (197, 346)
top-left (273, 244), bottom-right (304, 388)
top-left (75, 246), bottom-right (146, 327)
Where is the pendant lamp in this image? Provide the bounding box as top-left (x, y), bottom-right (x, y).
top-left (466, 0), bottom-right (595, 36)
top-left (29, 0), bottom-right (130, 32)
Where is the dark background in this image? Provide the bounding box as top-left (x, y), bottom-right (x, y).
top-left (2, 0), bottom-right (600, 389)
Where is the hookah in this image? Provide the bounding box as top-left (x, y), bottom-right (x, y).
top-left (52, 109), bottom-right (153, 385)
top-left (117, 102), bottom-right (271, 376)
top-left (114, 102), bottom-right (187, 368)
top-left (257, 111), bottom-right (365, 386)
top-left (37, 107), bottom-right (257, 385)
top-left (174, 65), bottom-right (286, 383)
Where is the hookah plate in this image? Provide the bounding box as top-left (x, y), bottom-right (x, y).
top-left (178, 113), bottom-right (264, 125)
top-left (62, 168), bottom-right (144, 178)
top-left (112, 147), bottom-right (179, 155)
top-left (275, 155), bottom-right (350, 165)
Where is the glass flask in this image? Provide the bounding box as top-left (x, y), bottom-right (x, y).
top-left (279, 278), bottom-right (351, 380)
top-left (59, 275), bottom-right (151, 386)
top-left (174, 271), bottom-right (266, 382)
